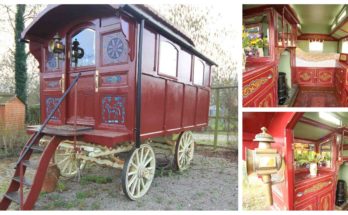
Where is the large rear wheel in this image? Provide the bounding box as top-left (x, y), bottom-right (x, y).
top-left (174, 131), bottom-right (194, 171)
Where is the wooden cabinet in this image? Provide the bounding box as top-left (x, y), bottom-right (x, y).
top-left (294, 173), bottom-right (334, 210)
top-left (243, 64), bottom-right (277, 107)
top-left (296, 67), bottom-right (334, 87)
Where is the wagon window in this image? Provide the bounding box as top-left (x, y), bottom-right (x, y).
top-left (159, 40), bottom-right (178, 77)
top-left (193, 57), bottom-right (204, 85)
top-left (71, 28), bottom-right (96, 67)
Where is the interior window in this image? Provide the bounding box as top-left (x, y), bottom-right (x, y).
top-left (159, 40), bottom-right (178, 77)
top-left (342, 40), bottom-right (348, 53)
top-left (309, 40), bottom-right (324, 52)
top-left (71, 28), bottom-right (96, 67)
top-left (193, 57), bottom-right (204, 85)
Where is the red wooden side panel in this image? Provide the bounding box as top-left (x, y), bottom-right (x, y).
top-left (141, 75), bottom-right (165, 134)
top-left (164, 81), bottom-right (184, 130)
top-left (195, 88), bottom-right (209, 125)
top-left (182, 85), bottom-right (197, 127)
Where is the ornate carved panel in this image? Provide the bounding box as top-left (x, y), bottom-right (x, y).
top-left (46, 97), bottom-right (61, 120)
top-left (243, 77), bottom-right (268, 98)
top-left (101, 95), bottom-right (126, 125)
top-left (46, 52), bottom-right (58, 71)
top-left (102, 31), bottom-right (128, 66)
top-left (100, 73), bottom-right (127, 87)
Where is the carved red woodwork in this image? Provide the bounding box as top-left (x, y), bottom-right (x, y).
top-left (295, 67), bottom-right (335, 88)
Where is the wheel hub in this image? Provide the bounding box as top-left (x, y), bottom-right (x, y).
top-left (137, 165), bottom-right (150, 179)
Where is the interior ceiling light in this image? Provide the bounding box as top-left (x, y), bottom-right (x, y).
top-left (319, 112), bottom-right (342, 126)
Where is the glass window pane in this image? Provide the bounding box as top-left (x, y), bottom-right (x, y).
top-left (342, 41), bottom-right (348, 53)
top-left (159, 41), bottom-right (177, 77)
top-left (71, 28), bottom-right (96, 67)
top-left (309, 41), bottom-right (323, 52)
top-left (194, 57), bottom-right (204, 85)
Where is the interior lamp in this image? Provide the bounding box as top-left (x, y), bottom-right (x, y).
top-left (319, 112), bottom-right (342, 126)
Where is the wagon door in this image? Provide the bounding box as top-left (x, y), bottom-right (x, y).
top-left (66, 24), bottom-right (98, 126)
top-left (94, 18), bottom-right (135, 132)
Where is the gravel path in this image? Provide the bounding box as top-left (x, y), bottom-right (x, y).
top-left (0, 151), bottom-right (237, 210)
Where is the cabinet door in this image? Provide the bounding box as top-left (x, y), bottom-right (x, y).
top-left (318, 190), bottom-right (334, 210)
top-left (253, 85), bottom-right (276, 107)
top-left (297, 68), bottom-right (315, 86)
top-left (317, 68), bottom-right (334, 87)
top-left (294, 196), bottom-right (318, 210)
top-left (243, 66), bottom-right (276, 107)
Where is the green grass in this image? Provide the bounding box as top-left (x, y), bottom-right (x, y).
top-left (80, 175), bottom-right (113, 185)
top-left (76, 191), bottom-right (94, 200)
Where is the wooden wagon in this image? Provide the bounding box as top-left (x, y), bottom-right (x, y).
top-left (0, 4), bottom-right (216, 210)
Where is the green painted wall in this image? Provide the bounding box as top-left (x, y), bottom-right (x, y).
top-left (297, 40), bottom-right (339, 53)
top-left (279, 50), bottom-right (291, 88)
top-left (301, 24), bottom-right (331, 34)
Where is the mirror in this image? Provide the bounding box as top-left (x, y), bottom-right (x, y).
top-left (293, 142), bottom-right (315, 169)
top-left (243, 12), bottom-right (270, 57)
top-left (319, 140), bottom-right (332, 168)
top-left (277, 14), bottom-right (283, 46)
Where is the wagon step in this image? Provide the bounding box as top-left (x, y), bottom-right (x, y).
top-left (4, 192), bottom-right (20, 204)
top-left (12, 177), bottom-right (32, 187)
top-left (24, 145), bottom-right (44, 152)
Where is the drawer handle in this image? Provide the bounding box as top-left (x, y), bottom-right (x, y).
top-left (268, 74), bottom-right (273, 79)
top-left (297, 192), bottom-right (304, 197)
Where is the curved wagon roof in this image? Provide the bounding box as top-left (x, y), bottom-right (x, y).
top-left (22, 4), bottom-right (217, 66)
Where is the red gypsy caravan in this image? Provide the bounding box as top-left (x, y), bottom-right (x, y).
top-left (243, 112), bottom-right (348, 210)
top-left (0, 4), bottom-right (216, 210)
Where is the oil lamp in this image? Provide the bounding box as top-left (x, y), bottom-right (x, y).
top-left (71, 39), bottom-right (85, 66)
top-left (48, 33), bottom-right (65, 58)
top-left (246, 127), bottom-right (282, 206)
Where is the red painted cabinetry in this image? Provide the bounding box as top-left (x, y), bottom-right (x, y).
top-left (243, 63), bottom-right (277, 107)
top-left (296, 67), bottom-right (334, 88)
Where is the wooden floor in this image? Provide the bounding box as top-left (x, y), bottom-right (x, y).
top-left (293, 90), bottom-right (340, 107)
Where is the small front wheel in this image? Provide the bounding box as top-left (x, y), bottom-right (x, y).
top-left (121, 144), bottom-right (156, 200)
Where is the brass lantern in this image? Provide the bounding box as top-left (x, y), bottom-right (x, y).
top-left (246, 127), bottom-right (283, 206)
top-left (48, 33), bottom-right (65, 60)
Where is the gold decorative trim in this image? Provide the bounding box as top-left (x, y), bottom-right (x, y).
top-left (299, 72), bottom-right (311, 81)
top-left (303, 181), bottom-right (330, 195)
top-left (319, 72), bottom-right (331, 82)
top-left (340, 54), bottom-right (347, 61)
top-left (243, 77), bottom-right (268, 98)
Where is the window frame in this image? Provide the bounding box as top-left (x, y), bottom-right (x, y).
top-left (157, 36), bottom-right (179, 79)
top-left (193, 57), bottom-right (205, 86)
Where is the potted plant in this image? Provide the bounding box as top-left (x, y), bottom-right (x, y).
top-left (296, 151), bottom-right (324, 176)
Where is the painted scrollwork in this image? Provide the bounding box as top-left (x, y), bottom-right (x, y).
top-left (303, 181), bottom-right (331, 195)
top-left (243, 77), bottom-right (268, 98)
top-left (46, 97), bottom-right (61, 120)
top-left (319, 72), bottom-right (331, 82)
top-left (299, 72), bottom-right (311, 81)
top-left (101, 96), bottom-right (126, 125)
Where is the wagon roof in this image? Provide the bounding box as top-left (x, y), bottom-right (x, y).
top-left (0, 94), bottom-right (21, 105)
top-left (22, 4), bottom-right (217, 66)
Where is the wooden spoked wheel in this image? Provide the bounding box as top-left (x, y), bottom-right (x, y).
top-left (54, 145), bottom-right (86, 178)
top-left (175, 131), bottom-right (195, 171)
top-left (121, 144), bottom-right (156, 200)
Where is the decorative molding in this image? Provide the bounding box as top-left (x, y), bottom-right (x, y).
top-left (297, 34), bottom-right (337, 41)
top-left (102, 31), bottom-right (128, 65)
top-left (47, 80), bottom-right (60, 88)
top-left (243, 77), bottom-right (269, 98)
top-left (258, 93), bottom-right (273, 107)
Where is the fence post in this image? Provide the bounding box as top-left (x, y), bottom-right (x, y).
top-left (213, 88), bottom-right (220, 150)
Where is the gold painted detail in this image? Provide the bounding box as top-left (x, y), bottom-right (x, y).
top-left (243, 77), bottom-right (268, 98)
top-left (258, 93), bottom-right (273, 107)
top-left (319, 72), bottom-right (331, 82)
top-left (303, 181), bottom-right (330, 195)
top-left (340, 54), bottom-right (347, 61)
top-left (300, 72), bottom-right (311, 81)
top-left (321, 195), bottom-right (329, 210)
